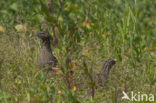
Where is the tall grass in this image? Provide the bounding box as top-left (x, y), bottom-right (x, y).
top-left (0, 0), bottom-right (155, 102)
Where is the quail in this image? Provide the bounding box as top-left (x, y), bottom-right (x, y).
top-left (36, 31), bottom-right (57, 68)
top-left (97, 59), bottom-right (116, 86)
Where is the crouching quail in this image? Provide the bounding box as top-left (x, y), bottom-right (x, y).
top-left (96, 59), bottom-right (116, 86)
top-left (36, 31), bottom-right (57, 68)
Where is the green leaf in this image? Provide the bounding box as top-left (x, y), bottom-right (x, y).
top-left (10, 2), bottom-right (18, 12)
top-left (86, 81), bottom-right (94, 88)
top-left (39, 0), bottom-right (50, 16)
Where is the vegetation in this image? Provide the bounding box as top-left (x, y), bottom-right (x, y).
top-left (0, 0), bottom-right (155, 103)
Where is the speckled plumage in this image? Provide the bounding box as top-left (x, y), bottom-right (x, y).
top-left (97, 59), bottom-right (116, 86)
top-left (37, 31), bottom-right (57, 68)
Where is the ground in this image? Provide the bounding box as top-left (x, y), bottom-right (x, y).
top-left (0, 0), bottom-right (155, 103)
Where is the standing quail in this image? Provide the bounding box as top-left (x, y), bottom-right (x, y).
top-left (97, 59), bottom-right (116, 86)
top-left (36, 31), bottom-right (57, 68)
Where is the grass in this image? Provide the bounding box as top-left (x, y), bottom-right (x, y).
top-left (0, 0), bottom-right (156, 103)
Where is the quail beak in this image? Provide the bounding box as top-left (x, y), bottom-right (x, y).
top-left (112, 59), bottom-right (116, 65)
top-left (35, 33), bottom-right (41, 37)
top-left (114, 58), bottom-right (117, 62)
